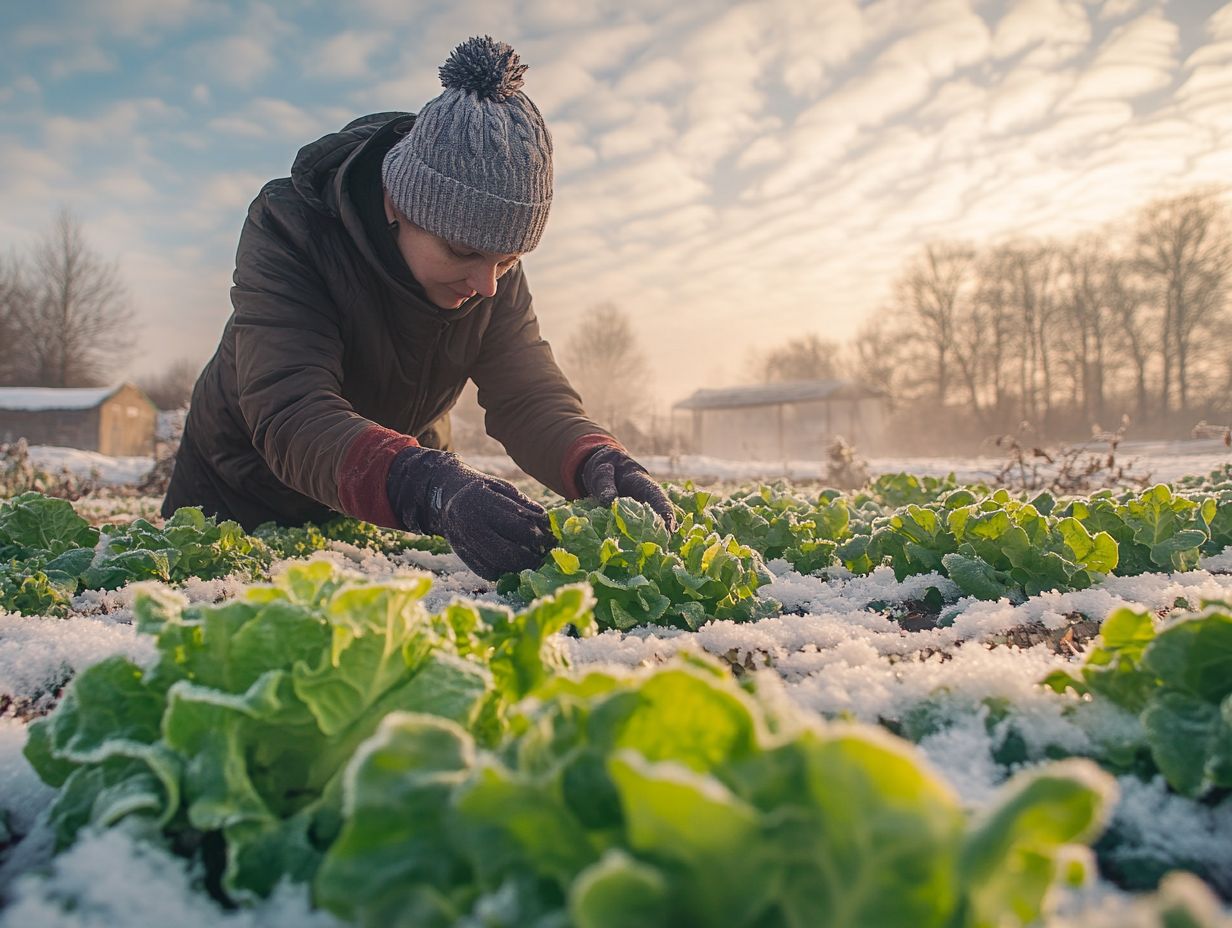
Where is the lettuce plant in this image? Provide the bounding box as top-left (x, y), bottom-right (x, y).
top-left (834, 490), bottom-right (1119, 603)
top-left (1044, 603), bottom-right (1232, 797)
top-left (0, 491), bottom-right (99, 559)
top-left (500, 498), bottom-right (778, 632)
top-left (1062, 485), bottom-right (1216, 575)
top-left (941, 493), bottom-right (1118, 601)
top-left (24, 560), bottom-right (595, 899)
top-left (83, 507), bottom-right (271, 589)
top-left (863, 471), bottom-right (966, 507)
top-left (255, 517), bottom-right (450, 560)
top-left (0, 495), bottom-right (273, 614)
top-left (318, 658), bottom-right (1116, 928)
top-left (671, 483), bottom-right (849, 574)
top-left (0, 554), bottom-right (86, 616)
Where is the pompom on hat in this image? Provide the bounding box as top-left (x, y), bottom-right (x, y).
top-left (382, 36), bottom-right (554, 255)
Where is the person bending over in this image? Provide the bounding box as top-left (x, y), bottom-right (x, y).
top-left (163, 35), bottom-right (672, 579)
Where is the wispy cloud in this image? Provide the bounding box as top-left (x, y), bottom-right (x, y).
top-left (207, 98), bottom-right (321, 140)
top-left (100, 0), bottom-right (204, 36)
top-left (1176, 3), bottom-right (1232, 128)
top-left (187, 33), bottom-right (277, 87)
top-left (990, 0), bottom-right (1089, 63)
top-left (1063, 9), bottom-right (1179, 104)
top-left (305, 31), bottom-right (391, 81)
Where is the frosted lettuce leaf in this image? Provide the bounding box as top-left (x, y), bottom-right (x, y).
top-left (1044, 604), bottom-right (1232, 797)
top-left (319, 658), bottom-right (1112, 928)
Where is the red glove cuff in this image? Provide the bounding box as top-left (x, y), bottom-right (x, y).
top-left (561, 433), bottom-right (625, 499)
top-left (337, 425), bottom-right (420, 528)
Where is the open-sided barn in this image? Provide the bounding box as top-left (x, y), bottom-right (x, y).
top-left (0, 383), bottom-right (158, 457)
top-left (673, 379), bottom-right (888, 461)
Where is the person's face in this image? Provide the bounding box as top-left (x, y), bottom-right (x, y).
top-left (383, 192), bottom-right (521, 309)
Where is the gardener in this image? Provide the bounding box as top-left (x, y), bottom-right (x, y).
top-left (163, 35), bottom-right (673, 579)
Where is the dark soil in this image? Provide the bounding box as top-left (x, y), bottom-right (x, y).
top-left (719, 647), bottom-right (775, 678)
top-left (988, 613), bottom-right (1104, 655)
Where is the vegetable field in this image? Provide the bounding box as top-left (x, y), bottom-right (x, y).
top-left (2, 470), bottom-right (1232, 927)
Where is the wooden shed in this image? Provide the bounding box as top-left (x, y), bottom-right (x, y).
top-left (672, 379), bottom-right (888, 461)
top-left (0, 384), bottom-right (158, 457)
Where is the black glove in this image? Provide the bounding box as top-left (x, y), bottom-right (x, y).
top-left (387, 447), bottom-right (553, 580)
top-left (579, 446), bottom-right (677, 532)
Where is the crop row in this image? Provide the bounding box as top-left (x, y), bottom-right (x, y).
top-left (0, 491), bottom-right (444, 616)
top-left (7, 467), bottom-right (1232, 630)
top-left (504, 470), bottom-right (1232, 633)
top-left (24, 560), bottom-right (1226, 926)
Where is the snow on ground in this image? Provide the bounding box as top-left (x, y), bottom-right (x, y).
top-left (0, 612), bottom-right (155, 716)
top-left (0, 825), bottom-right (345, 928)
top-left (71, 496), bottom-right (164, 525)
top-left (865, 438), bottom-right (1232, 486)
top-left (30, 436), bottom-right (1232, 490)
top-left (0, 719), bottom-right (54, 835)
top-left (1106, 775), bottom-right (1232, 898)
top-left (564, 567), bottom-right (1232, 683)
top-left (27, 446), bottom-right (152, 486)
top-left (347, 440), bottom-right (1232, 487)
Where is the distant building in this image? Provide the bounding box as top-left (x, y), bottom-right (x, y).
top-left (0, 384), bottom-right (158, 457)
top-left (672, 379), bottom-right (888, 460)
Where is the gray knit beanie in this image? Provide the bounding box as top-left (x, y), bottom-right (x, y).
top-left (382, 36), bottom-right (554, 255)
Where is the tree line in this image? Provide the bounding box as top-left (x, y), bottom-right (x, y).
top-left (745, 187), bottom-right (1232, 452)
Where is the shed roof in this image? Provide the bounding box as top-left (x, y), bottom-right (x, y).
top-left (673, 379), bottom-right (884, 411)
top-left (0, 385), bottom-right (120, 412)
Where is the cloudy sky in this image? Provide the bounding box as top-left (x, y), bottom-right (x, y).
top-left (1, 0), bottom-right (1229, 408)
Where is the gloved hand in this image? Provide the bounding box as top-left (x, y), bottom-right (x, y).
top-left (579, 446), bottom-right (677, 531)
top-left (387, 446), bottom-right (553, 580)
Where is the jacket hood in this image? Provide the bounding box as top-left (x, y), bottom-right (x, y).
top-left (291, 111), bottom-right (410, 216)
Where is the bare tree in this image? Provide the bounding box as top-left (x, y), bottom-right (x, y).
top-left (845, 318), bottom-right (901, 395)
top-left (1134, 189), bottom-right (1232, 414)
top-left (987, 242), bottom-right (1061, 426)
top-left (1104, 257), bottom-right (1156, 422)
top-left (14, 209), bottom-right (134, 387)
top-left (562, 302), bottom-right (651, 430)
top-left (136, 357), bottom-right (202, 410)
top-left (1056, 236), bottom-right (1117, 424)
top-left (892, 242), bottom-right (976, 406)
top-left (747, 333), bottom-right (840, 383)
top-left (0, 250), bottom-right (31, 385)
top-left (968, 248), bottom-right (1018, 422)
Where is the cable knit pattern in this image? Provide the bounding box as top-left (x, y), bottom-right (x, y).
top-left (336, 425), bottom-right (420, 528)
top-left (561, 433), bottom-right (625, 499)
top-left (381, 36), bottom-right (553, 254)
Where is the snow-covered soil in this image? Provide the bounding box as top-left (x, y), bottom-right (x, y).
top-left (29, 437), bottom-right (1232, 491)
top-left (27, 446), bottom-right (154, 486)
top-left (71, 495), bottom-right (165, 525)
top-left (467, 438), bottom-right (1232, 486)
